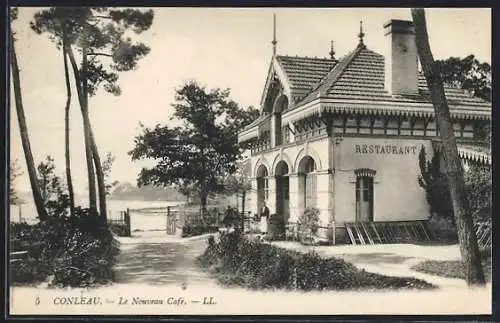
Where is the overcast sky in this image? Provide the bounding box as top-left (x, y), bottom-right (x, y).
top-left (10, 7), bottom-right (491, 194)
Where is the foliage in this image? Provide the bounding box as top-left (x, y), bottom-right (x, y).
top-left (108, 223), bottom-right (129, 237)
top-left (417, 146), bottom-right (453, 222)
top-left (197, 231), bottom-right (436, 291)
top-left (464, 164), bottom-right (492, 223)
top-left (30, 7), bottom-right (154, 97)
top-left (9, 159), bottom-right (23, 205)
top-left (267, 214), bottom-right (286, 241)
top-left (102, 152), bottom-right (119, 195)
top-left (437, 55), bottom-right (491, 144)
top-left (37, 155), bottom-right (70, 218)
top-left (437, 55), bottom-right (491, 102)
top-left (297, 207), bottom-right (320, 244)
top-left (223, 160), bottom-right (251, 195)
top-left (31, 7), bottom-right (155, 218)
top-left (129, 81), bottom-right (259, 213)
top-left (10, 210), bottom-right (118, 287)
top-left (181, 225), bottom-right (219, 238)
top-left (418, 146), bottom-right (492, 240)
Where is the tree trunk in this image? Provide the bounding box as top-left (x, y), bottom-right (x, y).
top-left (411, 8), bottom-right (485, 286)
top-left (200, 191), bottom-right (208, 216)
top-left (81, 48), bottom-right (98, 214)
top-left (62, 37), bottom-right (75, 216)
top-left (90, 126), bottom-right (107, 222)
top-left (66, 44), bottom-right (97, 214)
top-left (9, 31), bottom-right (48, 221)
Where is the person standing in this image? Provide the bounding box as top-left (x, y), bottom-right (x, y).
top-left (260, 201), bottom-right (270, 234)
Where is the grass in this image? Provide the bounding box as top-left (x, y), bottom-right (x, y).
top-left (411, 257), bottom-right (492, 282)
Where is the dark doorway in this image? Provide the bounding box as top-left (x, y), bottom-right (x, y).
top-left (275, 161), bottom-right (289, 221)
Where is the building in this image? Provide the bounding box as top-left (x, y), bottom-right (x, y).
top-left (237, 19), bottom-right (491, 244)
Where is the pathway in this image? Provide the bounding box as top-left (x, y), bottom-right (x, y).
top-left (113, 233), bottom-right (213, 286)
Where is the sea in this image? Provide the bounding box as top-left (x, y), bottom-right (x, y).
top-left (9, 195), bottom-right (183, 233)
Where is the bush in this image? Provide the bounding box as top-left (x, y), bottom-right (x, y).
top-left (426, 215), bottom-right (458, 243)
top-left (418, 147), bottom-right (492, 225)
top-left (268, 214), bottom-right (285, 241)
top-left (297, 207), bottom-right (320, 245)
top-left (9, 208), bottom-right (118, 288)
top-left (181, 224), bottom-right (218, 238)
top-left (197, 231), bottom-right (436, 291)
top-left (109, 223), bottom-right (129, 237)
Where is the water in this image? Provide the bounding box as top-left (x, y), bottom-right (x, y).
top-left (9, 196), bottom-right (183, 226)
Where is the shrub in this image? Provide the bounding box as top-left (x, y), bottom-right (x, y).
top-left (418, 146), bottom-right (492, 225)
top-left (181, 224), bottom-right (218, 238)
top-left (268, 214), bottom-right (285, 241)
top-left (9, 208), bottom-right (118, 288)
top-left (197, 231), bottom-right (436, 291)
top-left (426, 215), bottom-right (458, 243)
top-left (297, 207), bottom-right (320, 245)
top-left (109, 223), bottom-right (129, 237)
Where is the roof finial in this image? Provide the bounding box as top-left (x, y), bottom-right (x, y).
top-left (329, 40), bottom-right (336, 59)
top-left (272, 13), bottom-right (278, 56)
top-left (358, 20), bottom-right (365, 47)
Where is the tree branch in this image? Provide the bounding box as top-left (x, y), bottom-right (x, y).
top-left (86, 52), bottom-right (113, 58)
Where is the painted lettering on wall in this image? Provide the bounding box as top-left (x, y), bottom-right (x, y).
top-left (354, 144), bottom-right (418, 155)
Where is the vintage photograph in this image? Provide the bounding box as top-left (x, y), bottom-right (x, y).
top-left (8, 7), bottom-right (491, 316)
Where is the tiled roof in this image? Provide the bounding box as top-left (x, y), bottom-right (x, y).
top-left (240, 45), bottom-right (491, 141)
top-left (277, 45), bottom-right (491, 111)
top-left (275, 55), bottom-right (337, 100)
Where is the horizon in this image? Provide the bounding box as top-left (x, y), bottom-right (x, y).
top-left (10, 7), bottom-right (491, 195)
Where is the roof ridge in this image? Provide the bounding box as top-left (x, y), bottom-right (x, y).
top-left (276, 54), bottom-right (337, 62)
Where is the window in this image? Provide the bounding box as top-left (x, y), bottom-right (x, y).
top-left (354, 169), bottom-right (376, 222)
top-left (302, 157), bottom-right (317, 209)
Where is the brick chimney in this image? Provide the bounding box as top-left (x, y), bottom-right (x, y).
top-left (384, 19), bottom-right (419, 96)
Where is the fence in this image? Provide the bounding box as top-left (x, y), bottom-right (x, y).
top-left (181, 206), bottom-right (221, 227)
top-left (108, 209), bottom-right (131, 237)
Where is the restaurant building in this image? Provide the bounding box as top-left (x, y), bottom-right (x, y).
top-left (237, 19), bottom-right (491, 244)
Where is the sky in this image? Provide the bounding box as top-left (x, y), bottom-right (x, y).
top-left (9, 7), bottom-right (491, 195)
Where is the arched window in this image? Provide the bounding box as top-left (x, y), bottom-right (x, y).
top-left (298, 156), bottom-right (317, 210)
top-left (273, 96), bottom-right (288, 147)
top-left (354, 168), bottom-right (376, 222)
top-left (256, 165), bottom-right (269, 209)
top-left (275, 161), bottom-right (290, 219)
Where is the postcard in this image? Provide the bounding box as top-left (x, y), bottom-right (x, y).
top-left (8, 7), bottom-right (492, 316)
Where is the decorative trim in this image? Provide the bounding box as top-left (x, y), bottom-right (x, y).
top-left (354, 168), bottom-right (377, 178)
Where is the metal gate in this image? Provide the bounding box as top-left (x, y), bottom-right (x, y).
top-left (124, 205), bottom-right (180, 236)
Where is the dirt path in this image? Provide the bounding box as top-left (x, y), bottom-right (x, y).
top-left (113, 234), bottom-right (213, 287)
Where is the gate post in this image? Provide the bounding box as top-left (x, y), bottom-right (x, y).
top-left (167, 206), bottom-right (171, 235)
top-left (125, 208), bottom-right (131, 237)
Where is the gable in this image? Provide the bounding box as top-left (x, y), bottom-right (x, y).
top-left (275, 55), bottom-right (337, 104)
